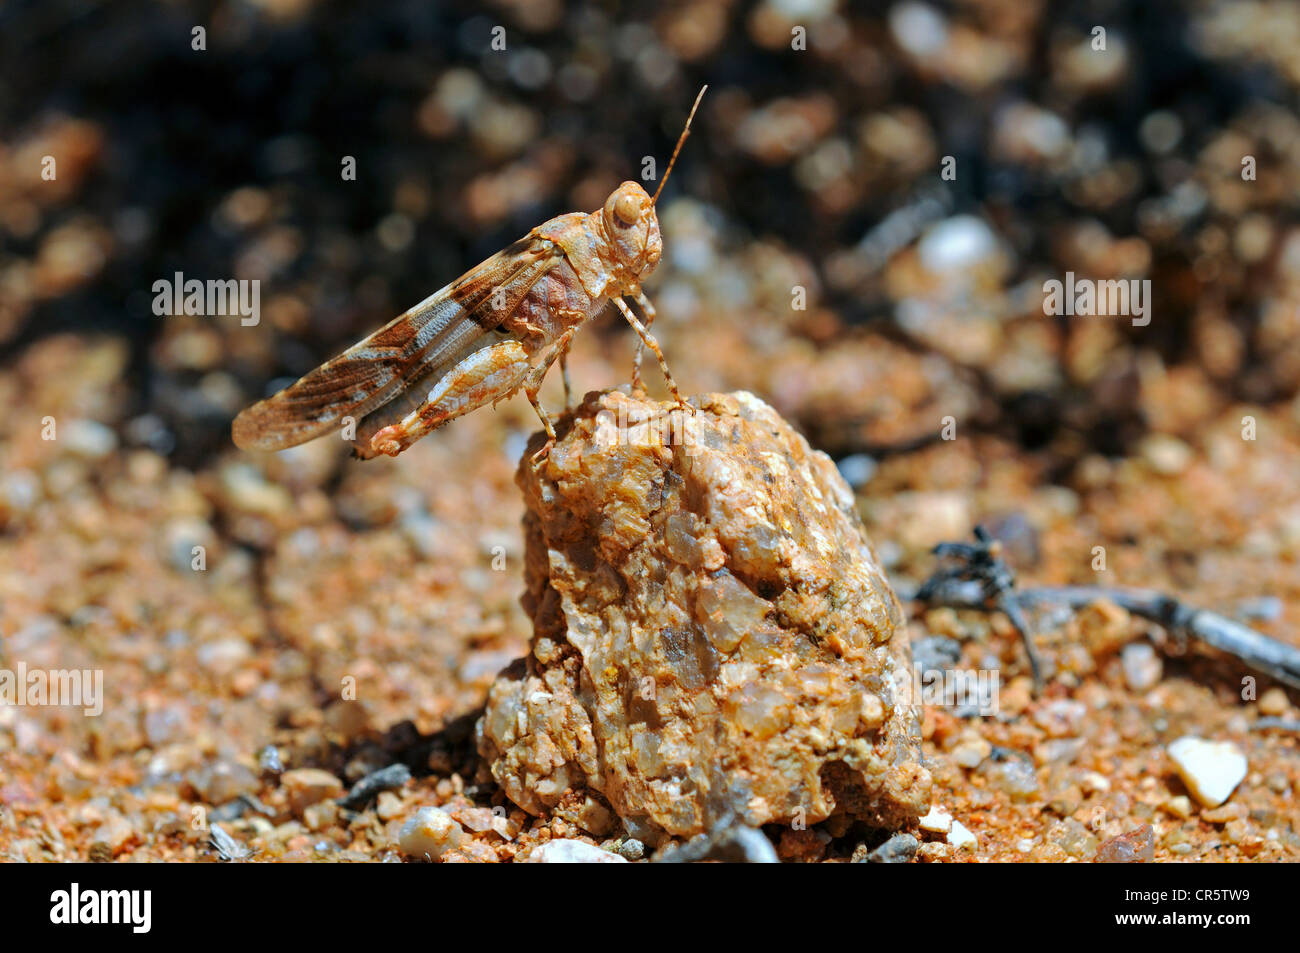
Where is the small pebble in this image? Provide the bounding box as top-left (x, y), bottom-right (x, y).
top-left (63, 419), bottom-right (118, 459)
top-left (280, 768), bottom-right (344, 814)
top-left (1051, 818), bottom-right (1099, 859)
top-left (1167, 736), bottom-right (1247, 807)
top-left (1201, 803), bottom-right (1245, 824)
top-left (1224, 819), bottom-right (1254, 845)
top-left (917, 215), bottom-right (1000, 273)
top-left (1258, 687), bottom-right (1290, 717)
top-left (525, 839), bottom-right (628, 863)
top-left (612, 838), bottom-right (645, 861)
top-left (888, 2), bottom-right (949, 58)
top-left (398, 807), bottom-right (465, 861)
top-left (1095, 824), bottom-right (1155, 863)
top-left (91, 813), bottom-right (134, 853)
top-left (981, 757), bottom-right (1041, 799)
top-left (918, 805), bottom-right (952, 833)
top-left (302, 802), bottom-right (338, 832)
top-left (1140, 434), bottom-right (1193, 475)
top-left (1121, 641), bottom-right (1163, 691)
top-left (948, 732), bottom-right (992, 768)
top-left (859, 832), bottom-right (918, 864)
top-left (1081, 771), bottom-right (1112, 794)
top-left (1034, 737), bottom-right (1086, 765)
top-left (916, 842), bottom-right (951, 862)
top-left (947, 821), bottom-right (977, 850)
top-left (835, 453), bottom-right (877, 488)
top-left (258, 745), bottom-right (284, 778)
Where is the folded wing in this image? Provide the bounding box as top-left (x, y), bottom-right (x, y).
top-left (232, 237), bottom-right (558, 452)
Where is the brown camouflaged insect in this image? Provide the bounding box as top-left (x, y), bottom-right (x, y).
top-left (233, 87), bottom-right (706, 462)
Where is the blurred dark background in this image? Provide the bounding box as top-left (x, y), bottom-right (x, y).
top-left (2, 0), bottom-right (1299, 467)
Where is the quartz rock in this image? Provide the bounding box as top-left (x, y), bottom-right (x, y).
top-left (478, 390), bottom-right (930, 840)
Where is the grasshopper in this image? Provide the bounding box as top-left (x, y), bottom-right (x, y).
top-left (233, 87), bottom-right (706, 462)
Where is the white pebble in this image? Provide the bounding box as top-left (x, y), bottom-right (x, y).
top-left (949, 735), bottom-right (992, 768)
top-left (398, 807), bottom-right (465, 860)
top-left (1121, 641), bottom-right (1163, 691)
top-left (835, 453), bottom-right (877, 489)
top-left (526, 839), bottom-right (628, 863)
top-left (918, 216), bottom-right (999, 272)
top-left (63, 419), bottom-right (118, 459)
top-left (1167, 736), bottom-right (1247, 808)
top-left (888, 2), bottom-right (949, 58)
top-left (1140, 434), bottom-right (1192, 475)
top-left (1081, 771), bottom-right (1112, 793)
top-left (918, 805), bottom-right (952, 833)
top-left (948, 821), bottom-right (977, 850)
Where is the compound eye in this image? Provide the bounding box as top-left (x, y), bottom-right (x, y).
top-left (613, 192), bottom-right (641, 227)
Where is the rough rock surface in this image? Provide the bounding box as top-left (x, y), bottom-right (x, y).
top-left (477, 389), bottom-right (930, 841)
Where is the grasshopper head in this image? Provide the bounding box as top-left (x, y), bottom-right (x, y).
top-left (597, 89), bottom-right (705, 295)
top-left (602, 181), bottom-right (662, 290)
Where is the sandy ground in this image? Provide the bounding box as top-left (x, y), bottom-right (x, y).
top-left (1, 309), bottom-right (1297, 861)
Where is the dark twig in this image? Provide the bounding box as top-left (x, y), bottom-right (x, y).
top-left (1251, 718), bottom-right (1300, 733)
top-left (919, 526), bottom-right (1044, 687)
top-left (337, 763), bottom-right (411, 810)
top-left (916, 528), bottom-right (1300, 692)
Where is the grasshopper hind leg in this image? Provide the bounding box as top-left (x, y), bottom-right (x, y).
top-left (559, 347), bottom-right (572, 410)
top-left (524, 327), bottom-right (577, 464)
top-left (369, 341), bottom-right (533, 457)
top-left (525, 388), bottom-right (557, 464)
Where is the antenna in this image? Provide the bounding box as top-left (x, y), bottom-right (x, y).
top-left (652, 85), bottom-right (708, 205)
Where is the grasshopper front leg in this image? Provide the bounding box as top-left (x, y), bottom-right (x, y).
top-left (614, 296), bottom-right (685, 409)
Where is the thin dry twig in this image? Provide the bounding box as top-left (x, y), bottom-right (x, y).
top-left (1253, 718), bottom-right (1300, 733)
top-left (915, 527), bottom-right (1300, 692)
top-left (918, 526), bottom-right (1044, 686)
